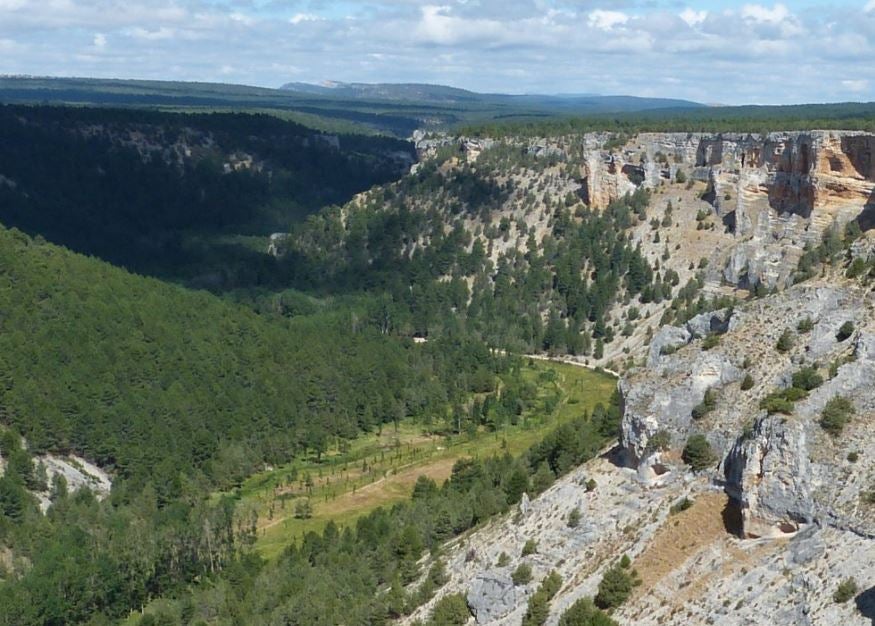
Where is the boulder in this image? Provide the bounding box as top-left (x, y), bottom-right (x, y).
top-left (647, 325), bottom-right (691, 366)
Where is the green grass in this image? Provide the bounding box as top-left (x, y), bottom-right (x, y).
top-left (227, 359), bottom-right (616, 559)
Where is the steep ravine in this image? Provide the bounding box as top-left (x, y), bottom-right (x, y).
top-left (401, 266), bottom-right (875, 625)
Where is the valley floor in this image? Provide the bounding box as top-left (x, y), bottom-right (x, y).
top-left (229, 359), bottom-right (616, 559)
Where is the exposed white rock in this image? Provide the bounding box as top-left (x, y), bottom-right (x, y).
top-left (34, 454), bottom-right (113, 512)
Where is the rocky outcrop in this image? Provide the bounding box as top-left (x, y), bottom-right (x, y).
top-left (400, 275), bottom-right (874, 625)
top-left (620, 349), bottom-right (743, 474)
top-left (622, 278), bottom-right (875, 541)
top-left (724, 415), bottom-right (814, 538)
top-left (414, 129), bottom-right (873, 298)
top-left (467, 572), bottom-right (520, 623)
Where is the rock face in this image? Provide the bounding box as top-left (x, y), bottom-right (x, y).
top-left (467, 572), bottom-right (520, 623)
top-left (420, 130), bottom-right (875, 291)
top-left (585, 131), bottom-right (875, 289)
top-left (724, 415), bottom-right (814, 538)
top-left (621, 280), bottom-right (875, 541)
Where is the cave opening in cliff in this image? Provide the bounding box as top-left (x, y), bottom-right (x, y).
top-left (722, 210), bottom-right (737, 234)
top-left (651, 462), bottom-right (669, 476)
top-left (621, 164), bottom-right (646, 186)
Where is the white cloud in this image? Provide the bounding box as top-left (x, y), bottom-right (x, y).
top-left (0, 0), bottom-right (872, 105)
top-left (290, 13), bottom-right (320, 25)
top-left (841, 79), bottom-right (869, 92)
top-left (126, 26), bottom-right (175, 41)
top-left (741, 4), bottom-right (790, 24)
top-left (680, 9), bottom-right (707, 27)
top-left (414, 5), bottom-right (507, 46)
top-left (587, 9), bottom-right (628, 31)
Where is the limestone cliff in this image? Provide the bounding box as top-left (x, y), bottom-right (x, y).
top-left (416, 130), bottom-right (875, 292)
top-left (399, 266), bottom-right (875, 626)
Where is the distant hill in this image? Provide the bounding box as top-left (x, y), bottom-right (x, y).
top-left (0, 76), bottom-right (702, 136)
top-left (280, 80), bottom-right (704, 112)
top-left (280, 80), bottom-right (483, 103)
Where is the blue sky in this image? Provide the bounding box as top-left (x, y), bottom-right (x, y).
top-left (1, 1), bottom-right (874, 104)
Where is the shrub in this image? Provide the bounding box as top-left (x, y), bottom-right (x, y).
top-left (691, 388), bottom-right (717, 420)
top-left (660, 344), bottom-right (679, 356)
top-left (833, 578), bottom-right (858, 604)
top-left (836, 321), bottom-right (855, 342)
top-left (797, 317), bottom-right (814, 333)
top-left (782, 386), bottom-right (809, 401)
top-left (497, 552), bottom-right (511, 567)
top-left (558, 598), bottom-right (618, 626)
top-left (682, 435), bottom-right (716, 471)
top-left (567, 507), bottom-right (582, 528)
top-left (585, 478), bottom-right (597, 492)
top-left (429, 593), bottom-right (471, 625)
top-left (522, 539), bottom-right (538, 557)
top-left (675, 170), bottom-right (687, 184)
top-left (512, 563), bottom-right (533, 586)
top-left (760, 386), bottom-right (808, 414)
top-left (847, 451), bottom-right (859, 463)
top-left (740, 373), bottom-right (755, 391)
top-left (541, 570), bottom-right (563, 599)
top-left (776, 329), bottom-right (795, 353)
top-left (701, 334), bottom-right (720, 350)
top-left (522, 591), bottom-right (550, 626)
top-left (820, 395), bottom-right (855, 436)
top-left (645, 429), bottom-right (672, 455)
top-left (522, 572), bottom-right (564, 625)
top-left (669, 497), bottom-right (694, 515)
top-left (847, 258), bottom-right (868, 278)
top-left (594, 561), bottom-right (640, 609)
top-left (760, 393), bottom-right (795, 415)
top-left (791, 366), bottom-right (823, 391)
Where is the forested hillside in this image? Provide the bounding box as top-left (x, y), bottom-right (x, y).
top-left (0, 225), bottom-right (507, 494)
top-left (0, 105), bottom-right (413, 286)
top-left (0, 223), bottom-right (577, 623)
top-left (276, 145), bottom-right (703, 361)
top-left (462, 101), bottom-right (875, 136)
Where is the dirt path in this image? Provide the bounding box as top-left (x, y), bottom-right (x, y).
top-left (523, 353), bottom-right (621, 378)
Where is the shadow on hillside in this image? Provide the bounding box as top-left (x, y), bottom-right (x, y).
top-left (857, 586), bottom-right (875, 625)
top-left (721, 497), bottom-right (744, 537)
top-left (856, 187), bottom-right (875, 232)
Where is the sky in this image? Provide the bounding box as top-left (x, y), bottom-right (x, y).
top-left (1, 0), bottom-right (874, 104)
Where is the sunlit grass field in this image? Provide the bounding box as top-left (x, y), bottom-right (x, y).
top-left (226, 359), bottom-right (616, 559)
